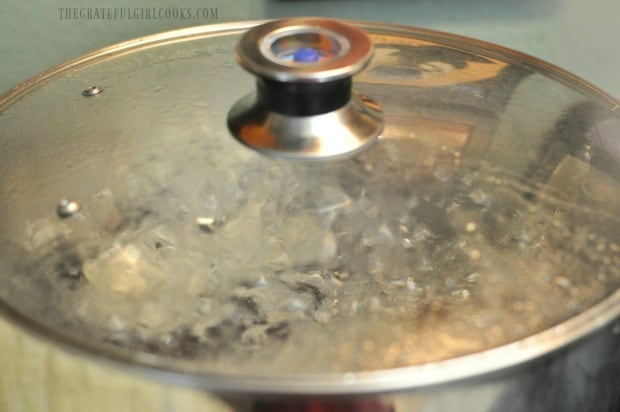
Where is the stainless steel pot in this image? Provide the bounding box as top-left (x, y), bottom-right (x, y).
top-left (0, 18), bottom-right (618, 412)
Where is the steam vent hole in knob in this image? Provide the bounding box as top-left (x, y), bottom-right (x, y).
top-left (227, 18), bottom-right (385, 160)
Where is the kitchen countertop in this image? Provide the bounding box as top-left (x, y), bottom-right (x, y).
top-left (1, 0), bottom-right (618, 98)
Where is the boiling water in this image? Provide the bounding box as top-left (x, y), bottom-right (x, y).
top-left (7, 136), bottom-right (620, 374)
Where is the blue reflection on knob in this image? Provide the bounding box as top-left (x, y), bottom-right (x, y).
top-left (293, 47), bottom-right (320, 63)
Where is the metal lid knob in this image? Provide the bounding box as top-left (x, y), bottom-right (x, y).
top-left (235, 17), bottom-right (374, 83)
top-left (227, 18), bottom-right (384, 160)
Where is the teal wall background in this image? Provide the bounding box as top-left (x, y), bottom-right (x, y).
top-left (1, 0), bottom-right (619, 98)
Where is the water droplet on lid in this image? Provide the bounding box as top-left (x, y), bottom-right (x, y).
top-left (57, 199), bottom-right (80, 218)
top-left (196, 216), bottom-right (218, 232)
top-left (82, 85), bottom-right (103, 96)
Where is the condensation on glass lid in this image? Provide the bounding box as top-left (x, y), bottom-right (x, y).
top-left (7, 134), bottom-right (620, 374)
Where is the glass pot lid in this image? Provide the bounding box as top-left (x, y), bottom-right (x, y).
top-left (0, 18), bottom-right (618, 394)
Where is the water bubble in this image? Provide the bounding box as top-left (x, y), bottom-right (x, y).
top-left (465, 222), bottom-right (477, 233)
top-left (453, 151), bottom-right (462, 166)
top-left (432, 164), bottom-right (451, 182)
top-left (267, 253), bottom-right (290, 272)
top-left (286, 298), bottom-right (308, 315)
top-left (465, 272), bottom-right (479, 283)
top-left (411, 225), bottom-right (431, 242)
top-left (320, 232), bottom-right (338, 262)
top-left (451, 289), bottom-right (471, 300)
top-left (366, 296), bottom-right (382, 312)
top-left (333, 271), bottom-right (350, 282)
top-left (377, 224), bottom-right (394, 241)
top-left (553, 275), bottom-right (571, 288)
top-left (414, 257), bottom-right (434, 272)
top-left (109, 315), bottom-right (125, 332)
top-left (241, 325), bottom-right (268, 346)
top-left (197, 299), bottom-right (214, 315)
top-left (469, 189), bottom-right (491, 207)
top-left (406, 195), bottom-right (419, 209)
top-left (444, 277), bottom-right (457, 288)
top-left (313, 310), bottom-right (332, 323)
top-left (350, 300), bottom-right (361, 313)
top-left (406, 277), bottom-right (417, 291)
top-left (254, 276), bottom-right (269, 288)
top-left (389, 278), bottom-right (406, 287)
top-left (468, 249), bottom-right (481, 260)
